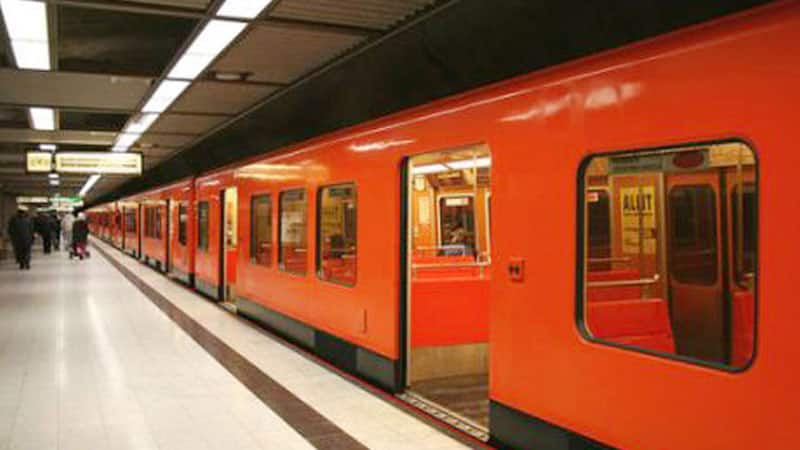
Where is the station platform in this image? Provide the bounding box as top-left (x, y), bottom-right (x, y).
top-left (0, 240), bottom-right (478, 450)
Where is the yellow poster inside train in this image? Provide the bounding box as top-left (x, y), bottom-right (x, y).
top-left (620, 186), bottom-right (657, 254)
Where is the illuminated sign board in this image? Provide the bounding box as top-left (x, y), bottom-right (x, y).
top-left (16, 196), bottom-right (50, 204)
top-left (26, 152), bottom-right (53, 173)
top-left (54, 152), bottom-right (142, 175)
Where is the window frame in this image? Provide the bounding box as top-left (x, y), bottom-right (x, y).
top-left (315, 182), bottom-right (358, 287)
top-left (277, 188), bottom-right (308, 276)
top-left (575, 139), bottom-right (759, 373)
top-left (250, 193), bottom-right (273, 267)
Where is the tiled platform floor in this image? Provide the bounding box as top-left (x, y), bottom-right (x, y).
top-left (0, 239), bottom-right (474, 449)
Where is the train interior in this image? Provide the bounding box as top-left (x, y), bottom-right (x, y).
top-left (405, 145), bottom-right (492, 430)
top-left (583, 142), bottom-right (756, 368)
top-left (222, 187), bottom-right (239, 305)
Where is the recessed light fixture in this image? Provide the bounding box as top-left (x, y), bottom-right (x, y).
top-left (48, 173), bottom-right (58, 179)
top-left (79, 174), bottom-right (101, 197)
top-left (217, 0), bottom-right (274, 19)
top-left (49, 179), bottom-right (59, 186)
top-left (29, 107), bottom-right (55, 130)
top-left (210, 70), bottom-right (251, 82)
top-left (0, 0), bottom-right (50, 70)
top-left (39, 143), bottom-right (57, 151)
top-left (142, 80), bottom-right (190, 113)
top-left (168, 19), bottom-right (246, 80)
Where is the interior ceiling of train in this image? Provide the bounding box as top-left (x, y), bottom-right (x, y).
top-left (0, 0), bottom-right (770, 204)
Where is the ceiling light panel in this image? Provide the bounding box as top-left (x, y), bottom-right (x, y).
top-left (217, 0), bottom-right (273, 19)
top-left (112, 133), bottom-right (141, 152)
top-left (29, 107), bottom-right (55, 130)
top-left (79, 174), bottom-right (101, 197)
top-left (0, 0), bottom-right (50, 70)
top-left (125, 113), bottom-right (159, 134)
top-left (446, 157), bottom-right (492, 170)
top-left (39, 144), bottom-right (57, 151)
top-left (412, 163), bottom-right (449, 175)
top-left (168, 19), bottom-right (247, 80)
top-left (142, 80), bottom-right (190, 113)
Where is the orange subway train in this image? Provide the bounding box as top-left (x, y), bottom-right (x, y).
top-left (87, 3), bottom-right (800, 449)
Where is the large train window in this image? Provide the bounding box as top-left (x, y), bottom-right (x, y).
top-left (125, 210), bottom-right (136, 233)
top-left (317, 184), bottom-right (357, 286)
top-left (579, 141), bottom-right (757, 370)
top-left (278, 189), bottom-right (308, 275)
top-left (178, 204), bottom-right (188, 246)
top-left (439, 195), bottom-right (475, 256)
top-left (250, 194), bottom-right (272, 267)
top-left (197, 201), bottom-right (209, 251)
top-left (154, 207), bottom-right (162, 239)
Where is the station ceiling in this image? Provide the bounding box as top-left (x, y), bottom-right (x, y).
top-left (0, 0), bottom-right (770, 204)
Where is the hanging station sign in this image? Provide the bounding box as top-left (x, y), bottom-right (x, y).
top-left (54, 152), bottom-right (142, 175)
top-left (26, 151), bottom-right (53, 173)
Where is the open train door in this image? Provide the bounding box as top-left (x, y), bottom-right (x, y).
top-left (666, 169), bottom-right (726, 363)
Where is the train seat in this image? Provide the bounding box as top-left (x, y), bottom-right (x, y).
top-left (730, 291), bottom-right (755, 366)
top-left (586, 269), bottom-right (642, 302)
top-left (586, 298), bottom-right (675, 353)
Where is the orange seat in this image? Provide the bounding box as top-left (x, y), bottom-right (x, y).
top-left (586, 269), bottom-right (642, 302)
top-left (730, 291), bottom-right (755, 366)
top-left (586, 298), bottom-right (675, 353)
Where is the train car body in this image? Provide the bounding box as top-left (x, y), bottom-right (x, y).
top-left (163, 178), bottom-right (196, 285)
top-left (86, 3), bottom-right (800, 449)
top-left (138, 189), bottom-right (168, 272)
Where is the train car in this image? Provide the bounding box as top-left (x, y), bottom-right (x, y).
top-left (162, 178), bottom-right (195, 285)
top-left (138, 189), bottom-right (169, 272)
top-left (119, 200), bottom-right (140, 258)
top-left (193, 171), bottom-right (238, 300)
top-left (110, 202), bottom-right (123, 249)
top-left (87, 3), bottom-right (799, 449)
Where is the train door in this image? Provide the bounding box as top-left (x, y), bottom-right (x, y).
top-left (666, 171), bottom-right (725, 362)
top-left (165, 199), bottom-right (171, 273)
top-left (403, 144), bottom-right (492, 437)
top-left (220, 187), bottom-right (238, 306)
top-left (137, 204), bottom-right (142, 259)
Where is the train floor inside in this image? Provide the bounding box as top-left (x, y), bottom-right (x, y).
top-left (0, 239), bottom-right (478, 450)
top-left (410, 375), bottom-right (489, 428)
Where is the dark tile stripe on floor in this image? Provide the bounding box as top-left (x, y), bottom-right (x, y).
top-left (94, 243), bottom-right (368, 450)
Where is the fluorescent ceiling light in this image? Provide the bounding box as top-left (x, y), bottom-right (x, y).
top-left (0, 0), bottom-right (50, 70)
top-left (168, 19), bottom-right (246, 80)
top-left (217, 0), bottom-right (273, 19)
top-left (412, 163), bottom-right (449, 175)
top-left (48, 173), bottom-right (58, 179)
top-left (446, 157), bottom-right (491, 170)
top-left (39, 143), bottom-right (57, 151)
top-left (124, 113), bottom-right (159, 134)
top-left (49, 179), bottom-right (59, 186)
top-left (29, 107), bottom-right (55, 130)
top-left (112, 133), bottom-right (141, 152)
top-left (79, 174), bottom-right (101, 197)
top-left (142, 80), bottom-right (190, 113)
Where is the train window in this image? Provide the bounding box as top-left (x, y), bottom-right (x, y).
top-left (198, 201), bottom-right (209, 251)
top-left (278, 189), bottom-right (308, 275)
top-left (144, 207), bottom-right (152, 238)
top-left (154, 207), bottom-right (162, 240)
top-left (579, 141), bottom-right (757, 369)
top-left (178, 204), bottom-right (188, 246)
top-left (317, 184), bottom-right (357, 286)
top-left (439, 195), bottom-right (475, 256)
top-left (250, 194), bottom-right (272, 267)
top-left (125, 210), bottom-right (135, 233)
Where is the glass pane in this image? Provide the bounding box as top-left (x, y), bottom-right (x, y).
top-left (198, 202), bottom-right (209, 251)
top-left (668, 186), bottom-right (718, 285)
top-left (318, 184), bottom-right (357, 286)
top-left (439, 196), bottom-right (475, 256)
top-left (178, 204), bottom-right (187, 246)
top-left (279, 190), bottom-right (307, 274)
top-left (251, 195), bottom-right (272, 266)
top-left (580, 142), bottom-right (757, 369)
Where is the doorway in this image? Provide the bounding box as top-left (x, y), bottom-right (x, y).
top-left (403, 144), bottom-right (492, 435)
top-left (220, 187), bottom-right (238, 306)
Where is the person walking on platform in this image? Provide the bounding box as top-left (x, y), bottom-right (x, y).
top-left (34, 212), bottom-right (54, 254)
top-left (7, 208), bottom-right (34, 270)
top-left (71, 213), bottom-right (90, 260)
top-left (50, 212), bottom-right (61, 252)
top-left (61, 212), bottom-right (75, 252)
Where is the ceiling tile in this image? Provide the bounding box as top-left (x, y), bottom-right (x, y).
top-left (171, 81), bottom-right (279, 115)
top-left (213, 24), bottom-right (364, 84)
top-left (60, 111), bottom-right (130, 131)
top-left (149, 113), bottom-right (229, 134)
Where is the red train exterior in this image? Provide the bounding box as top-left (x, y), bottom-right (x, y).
top-left (88, 3), bottom-right (800, 449)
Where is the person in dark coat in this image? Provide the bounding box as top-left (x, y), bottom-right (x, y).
top-left (7, 208), bottom-right (34, 270)
top-left (34, 212), bottom-right (54, 254)
top-left (50, 212), bottom-right (61, 252)
top-left (72, 213), bottom-right (90, 259)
